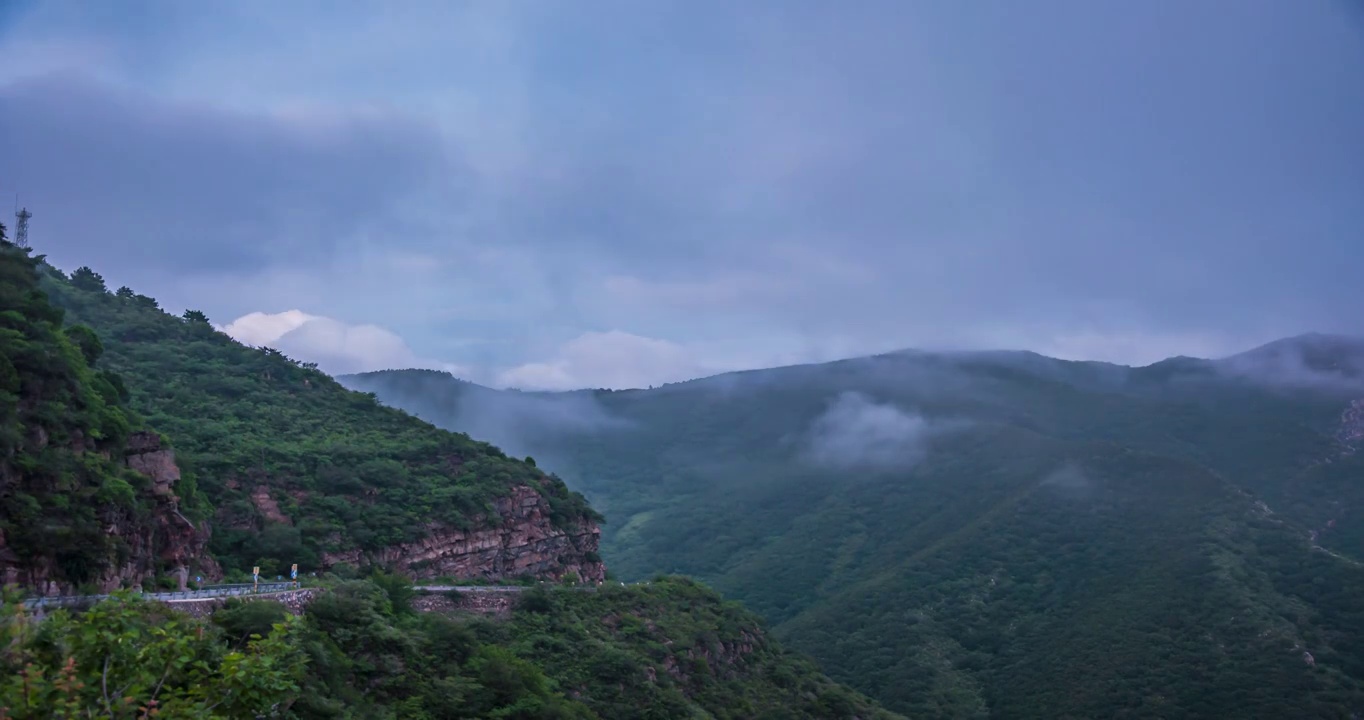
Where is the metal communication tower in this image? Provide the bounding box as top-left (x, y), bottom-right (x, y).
top-left (14, 205), bottom-right (32, 249)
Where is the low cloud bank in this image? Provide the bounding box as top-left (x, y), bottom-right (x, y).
top-left (339, 369), bottom-right (630, 470)
top-left (802, 391), bottom-right (935, 470)
top-left (1040, 462), bottom-right (1093, 493)
top-left (450, 389), bottom-right (631, 460)
top-left (495, 330), bottom-right (714, 391)
top-left (1216, 334), bottom-right (1364, 392)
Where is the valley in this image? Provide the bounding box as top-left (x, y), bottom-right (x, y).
top-left (4, 232), bottom-right (1362, 717)
top-left (345, 339), bottom-right (1364, 717)
top-left (6, 1), bottom-right (1359, 715)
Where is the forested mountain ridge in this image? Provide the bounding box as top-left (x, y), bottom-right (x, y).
top-left (345, 337), bottom-right (1364, 717)
top-left (30, 254), bottom-right (604, 586)
top-left (0, 238), bottom-right (903, 718)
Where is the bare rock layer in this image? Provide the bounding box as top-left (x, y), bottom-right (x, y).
top-left (322, 485), bottom-right (606, 583)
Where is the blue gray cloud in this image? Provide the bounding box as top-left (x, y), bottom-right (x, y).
top-left (0, 73), bottom-right (455, 277)
top-left (2, 0), bottom-right (1362, 387)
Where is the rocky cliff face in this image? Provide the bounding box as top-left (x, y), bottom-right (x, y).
top-left (117, 432), bottom-right (219, 589)
top-left (322, 485), bottom-right (606, 583)
top-left (0, 431), bottom-right (217, 596)
top-left (654, 631), bottom-right (762, 684)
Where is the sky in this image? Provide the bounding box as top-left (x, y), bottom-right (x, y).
top-left (1, 1), bottom-right (1362, 389)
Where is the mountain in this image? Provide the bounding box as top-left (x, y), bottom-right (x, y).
top-left (1, 239), bottom-right (898, 718)
top-left (344, 336), bottom-right (1364, 717)
top-left (1220, 333), bottom-right (1364, 384)
top-left (0, 245), bottom-right (213, 593)
top-left (34, 260), bottom-right (604, 586)
top-left (461, 575), bottom-right (901, 719)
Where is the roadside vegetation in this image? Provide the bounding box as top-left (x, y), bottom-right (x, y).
top-left (0, 576), bottom-right (900, 719)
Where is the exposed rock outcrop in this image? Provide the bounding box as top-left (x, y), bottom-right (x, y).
top-left (125, 431), bottom-right (181, 495)
top-left (0, 431), bottom-right (218, 596)
top-left (250, 485), bottom-right (292, 524)
top-left (322, 485), bottom-right (606, 583)
top-left (115, 431), bottom-right (220, 589)
top-left (656, 631), bottom-right (762, 683)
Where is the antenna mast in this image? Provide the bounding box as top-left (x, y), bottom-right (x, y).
top-left (14, 197), bottom-right (32, 249)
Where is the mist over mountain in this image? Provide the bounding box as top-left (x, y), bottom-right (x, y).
top-left (6, 0), bottom-right (1362, 714)
top-left (343, 334), bottom-right (1364, 716)
top-left (1217, 333), bottom-right (1364, 389)
top-left (344, 333), bottom-right (1364, 472)
top-left (1, 242), bottom-right (903, 718)
top-left (799, 391), bottom-right (935, 471)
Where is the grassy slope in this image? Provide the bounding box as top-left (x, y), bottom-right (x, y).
top-left (346, 349), bottom-right (1364, 717)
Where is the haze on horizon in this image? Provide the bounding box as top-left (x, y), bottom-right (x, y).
top-left (1, 1), bottom-right (1362, 390)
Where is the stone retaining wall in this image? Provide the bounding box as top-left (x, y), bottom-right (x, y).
top-left (167, 588), bottom-right (321, 618)
top-left (412, 591), bottom-right (517, 618)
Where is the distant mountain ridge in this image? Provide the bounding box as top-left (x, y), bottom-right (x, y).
top-left (343, 332), bottom-right (1364, 717)
top-left (348, 331), bottom-right (1364, 396)
top-left (1219, 332), bottom-right (1364, 385)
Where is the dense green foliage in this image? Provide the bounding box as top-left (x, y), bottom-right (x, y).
top-left (348, 343), bottom-right (1364, 717)
top-left (35, 265), bottom-right (596, 577)
top-left (269, 574), bottom-right (896, 719)
top-left (1, 577), bottom-right (900, 719)
top-left (487, 576), bottom-right (897, 719)
top-left (0, 589), bottom-right (306, 719)
top-left (0, 244), bottom-right (182, 590)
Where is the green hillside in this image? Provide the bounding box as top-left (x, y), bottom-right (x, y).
top-left (32, 259), bottom-right (597, 579)
top-left (345, 345), bottom-right (1364, 717)
top-left (473, 575), bottom-right (899, 719)
top-left (0, 242), bottom-right (207, 592)
top-left (1, 239), bottom-right (899, 717)
top-left (3, 575), bottom-right (900, 719)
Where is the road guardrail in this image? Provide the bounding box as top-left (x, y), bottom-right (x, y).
top-left (13, 582), bottom-right (301, 609)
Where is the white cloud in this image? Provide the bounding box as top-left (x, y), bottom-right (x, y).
top-left (803, 391), bottom-right (933, 470)
top-left (219, 310), bottom-right (465, 377)
top-left (220, 310), bottom-right (314, 346)
top-left (495, 330), bottom-right (712, 391)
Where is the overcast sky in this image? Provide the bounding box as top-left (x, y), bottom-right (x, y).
top-left (2, 1), bottom-right (1362, 389)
